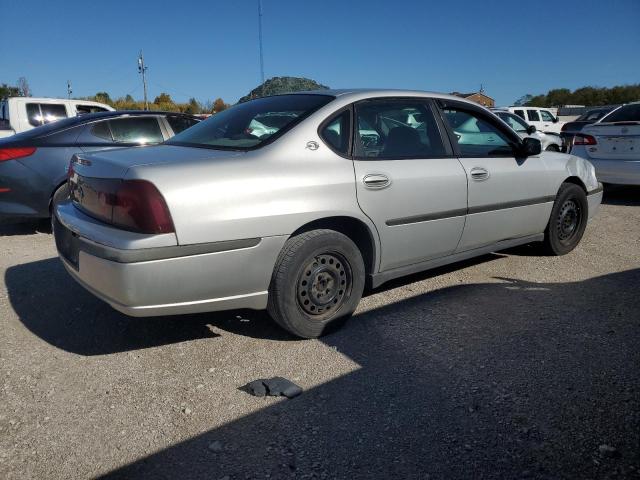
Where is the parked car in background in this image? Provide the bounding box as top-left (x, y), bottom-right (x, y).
top-left (0, 97), bottom-right (114, 138)
top-left (560, 107), bottom-right (614, 145)
top-left (508, 106), bottom-right (565, 134)
top-left (571, 102), bottom-right (640, 185)
top-left (492, 109), bottom-right (564, 151)
top-left (54, 90), bottom-right (602, 338)
top-left (0, 111), bottom-right (199, 223)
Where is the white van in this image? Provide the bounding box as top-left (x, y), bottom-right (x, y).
top-left (0, 97), bottom-right (114, 138)
top-left (507, 106), bottom-right (565, 134)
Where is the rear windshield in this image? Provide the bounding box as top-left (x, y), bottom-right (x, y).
top-left (167, 94), bottom-right (334, 150)
top-left (577, 109), bottom-right (609, 121)
top-left (601, 104), bottom-right (640, 123)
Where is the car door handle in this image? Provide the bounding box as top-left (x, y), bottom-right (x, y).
top-left (470, 167), bottom-right (490, 181)
top-left (363, 174), bottom-right (391, 189)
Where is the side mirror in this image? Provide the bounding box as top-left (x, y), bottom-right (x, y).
top-left (519, 137), bottom-right (542, 157)
top-left (526, 124), bottom-right (537, 135)
top-left (552, 117), bottom-right (559, 123)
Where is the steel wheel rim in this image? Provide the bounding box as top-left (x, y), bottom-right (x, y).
top-left (557, 199), bottom-right (581, 243)
top-left (296, 252), bottom-right (352, 317)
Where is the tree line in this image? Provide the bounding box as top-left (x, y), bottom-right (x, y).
top-left (88, 92), bottom-right (229, 114)
top-left (515, 84), bottom-right (640, 107)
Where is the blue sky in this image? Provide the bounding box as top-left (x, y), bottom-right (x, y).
top-left (2, 0), bottom-right (639, 106)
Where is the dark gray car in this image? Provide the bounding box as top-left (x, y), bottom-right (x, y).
top-left (0, 111), bottom-right (199, 222)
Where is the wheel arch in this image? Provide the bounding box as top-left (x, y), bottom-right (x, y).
top-left (562, 175), bottom-right (587, 193)
top-left (290, 216), bottom-right (379, 276)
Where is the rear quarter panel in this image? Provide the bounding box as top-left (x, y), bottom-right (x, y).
top-left (125, 115), bottom-right (375, 249)
top-left (541, 151), bottom-right (599, 194)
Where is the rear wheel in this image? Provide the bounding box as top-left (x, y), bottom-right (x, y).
top-left (542, 183), bottom-right (588, 255)
top-left (267, 229), bottom-right (365, 338)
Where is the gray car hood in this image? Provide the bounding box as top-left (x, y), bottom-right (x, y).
top-left (76, 144), bottom-right (244, 179)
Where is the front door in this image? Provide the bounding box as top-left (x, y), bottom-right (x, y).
top-left (439, 101), bottom-right (553, 252)
top-left (351, 98), bottom-right (468, 272)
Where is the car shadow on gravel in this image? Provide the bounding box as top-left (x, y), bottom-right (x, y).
top-left (5, 254), bottom-right (503, 355)
top-left (4, 257), bottom-right (294, 356)
top-left (0, 220), bottom-right (50, 236)
top-left (602, 185), bottom-right (640, 206)
top-left (92, 268), bottom-right (640, 479)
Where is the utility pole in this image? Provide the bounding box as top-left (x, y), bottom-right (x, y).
top-left (258, 0), bottom-right (265, 85)
top-left (138, 50), bottom-right (149, 110)
top-left (67, 80), bottom-right (72, 99)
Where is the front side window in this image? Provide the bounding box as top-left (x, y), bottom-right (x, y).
top-left (514, 109), bottom-right (525, 119)
top-left (166, 115), bottom-right (199, 135)
top-left (527, 110), bottom-right (541, 122)
top-left (320, 109), bottom-right (351, 155)
top-left (540, 110), bottom-right (555, 122)
top-left (443, 107), bottom-right (515, 157)
top-left (496, 112), bottom-right (529, 133)
top-left (354, 100), bottom-right (446, 158)
top-left (108, 117), bottom-right (164, 144)
top-left (167, 94), bottom-right (334, 150)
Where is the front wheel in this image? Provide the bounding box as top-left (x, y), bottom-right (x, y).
top-left (267, 229), bottom-right (365, 338)
top-left (542, 183), bottom-right (588, 255)
top-left (545, 144), bottom-right (560, 152)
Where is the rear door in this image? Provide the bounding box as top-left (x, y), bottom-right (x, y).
top-left (351, 97), bottom-right (468, 271)
top-left (439, 100), bottom-right (552, 251)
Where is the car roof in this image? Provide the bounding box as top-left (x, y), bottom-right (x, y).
top-left (274, 88), bottom-right (479, 104)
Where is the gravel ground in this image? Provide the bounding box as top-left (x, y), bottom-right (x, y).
top-left (1, 186), bottom-right (639, 480)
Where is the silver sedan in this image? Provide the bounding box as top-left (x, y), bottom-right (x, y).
top-left (54, 90), bottom-right (603, 338)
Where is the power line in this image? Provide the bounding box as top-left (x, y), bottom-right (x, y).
top-left (258, 0), bottom-right (265, 84)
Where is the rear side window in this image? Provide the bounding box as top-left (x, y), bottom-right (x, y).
top-left (27, 103), bottom-right (68, 126)
top-left (601, 104), bottom-right (640, 123)
top-left (496, 112), bottom-right (528, 133)
top-left (320, 109), bottom-right (351, 155)
top-left (108, 117), bottom-right (164, 144)
top-left (166, 115), bottom-right (199, 135)
top-left (527, 110), bottom-right (541, 122)
top-left (354, 100), bottom-right (446, 159)
top-left (90, 121), bottom-right (113, 141)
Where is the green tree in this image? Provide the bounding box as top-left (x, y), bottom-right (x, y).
top-left (153, 92), bottom-right (173, 105)
top-left (184, 97), bottom-right (202, 114)
top-left (212, 98), bottom-right (228, 113)
top-left (94, 91), bottom-right (112, 105)
top-left (238, 76), bottom-right (329, 103)
top-left (0, 83), bottom-right (21, 99)
top-left (546, 88), bottom-right (572, 106)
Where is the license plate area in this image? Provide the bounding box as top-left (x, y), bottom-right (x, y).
top-left (53, 217), bottom-right (80, 270)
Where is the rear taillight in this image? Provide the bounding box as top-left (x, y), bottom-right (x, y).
top-left (113, 180), bottom-right (174, 234)
top-left (0, 147), bottom-right (37, 162)
top-left (573, 134), bottom-right (597, 146)
top-left (71, 176), bottom-right (174, 234)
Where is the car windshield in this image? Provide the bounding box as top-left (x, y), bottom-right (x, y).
top-left (600, 104), bottom-right (640, 123)
top-left (167, 94), bottom-right (334, 150)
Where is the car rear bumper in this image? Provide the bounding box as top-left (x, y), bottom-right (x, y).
top-left (54, 203), bottom-right (287, 317)
top-left (588, 158), bottom-right (640, 185)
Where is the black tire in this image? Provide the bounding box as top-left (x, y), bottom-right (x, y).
top-left (542, 183), bottom-right (588, 255)
top-left (267, 229), bottom-right (365, 338)
top-left (50, 183), bottom-right (70, 215)
top-left (545, 144), bottom-right (560, 152)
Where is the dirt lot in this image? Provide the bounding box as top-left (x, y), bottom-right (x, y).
top-left (1, 187), bottom-right (639, 480)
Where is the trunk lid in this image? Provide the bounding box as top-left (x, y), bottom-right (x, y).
top-left (582, 122), bottom-right (640, 160)
top-left (71, 144), bottom-right (244, 179)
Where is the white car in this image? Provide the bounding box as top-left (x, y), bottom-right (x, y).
top-left (571, 102), bottom-right (640, 185)
top-left (508, 106), bottom-right (565, 134)
top-left (493, 110), bottom-right (564, 152)
top-left (0, 97), bottom-right (114, 138)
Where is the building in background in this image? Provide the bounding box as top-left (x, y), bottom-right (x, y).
top-left (450, 88), bottom-right (495, 108)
